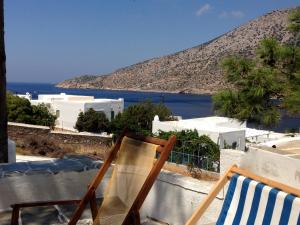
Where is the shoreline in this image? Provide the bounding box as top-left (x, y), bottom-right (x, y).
top-left (8, 82), bottom-right (215, 96)
top-left (55, 85), bottom-right (215, 96)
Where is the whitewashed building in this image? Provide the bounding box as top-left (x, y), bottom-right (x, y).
top-left (152, 116), bottom-right (246, 151)
top-left (16, 92), bottom-right (32, 101)
top-left (31, 93), bottom-right (124, 131)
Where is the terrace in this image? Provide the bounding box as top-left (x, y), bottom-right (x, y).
top-left (0, 136), bottom-right (299, 225)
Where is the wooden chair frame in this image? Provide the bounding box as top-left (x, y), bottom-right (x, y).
top-left (185, 164), bottom-right (300, 225)
top-left (11, 130), bottom-right (176, 225)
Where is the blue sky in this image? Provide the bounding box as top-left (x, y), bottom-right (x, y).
top-left (5, 0), bottom-right (299, 83)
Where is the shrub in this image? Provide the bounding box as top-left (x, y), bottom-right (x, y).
top-left (157, 130), bottom-right (220, 172)
top-left (75, 108), bottom-right (110, 133)
top-left (110, 100), bottom-right (173, 136)
top-left (7, 92), bottom-right (34, 124)
top-left (7, 93), bottom-right (56, 127)
top-left (32, 104), bottom-right (56, 128)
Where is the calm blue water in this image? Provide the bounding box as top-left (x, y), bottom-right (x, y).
top-left (7, 82), bottom-right (300, 132)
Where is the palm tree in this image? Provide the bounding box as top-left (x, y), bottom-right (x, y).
top-left (0, 0), bottom-right (8, 163)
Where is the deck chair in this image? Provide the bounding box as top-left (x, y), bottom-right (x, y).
top-left (186, 164), bottom-right (300, 225)
top-left (11, 130), bottom-right (176, 225)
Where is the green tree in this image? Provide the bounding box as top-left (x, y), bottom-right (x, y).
top-left (110, 100), bottom-right (173, 136)
top-left (32, 104), bottom-right (56, 128)
top-left (288, 7), bottom-right (300, 40)
top-left (7, 93), bottom-right (56, 127)
top-left (157, 130), bottom-right (220, 169)
top-left (75, 108), bottom-right (110, 133)
top-left (284, 7), bottom-right (300, 113)
top-left (7, 93), bottom-right (34, 124)
top-left (213, 8), bottom-right (300, 127)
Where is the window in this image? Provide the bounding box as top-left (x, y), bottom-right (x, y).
top-left (56, 110), bottom-right (60, 117)
top-left (111, 110), bottom-right (115, 120)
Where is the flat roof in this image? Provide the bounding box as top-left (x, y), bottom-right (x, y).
top-left (33, 93), bottom-right (123, 103)
top-left (52, 98), bottom-right (123, 103)
top-left (245, 128), bottom-right (270, 138)
top-left (158, 117), bottom-right (245, 133)
top-left (256, 136), bottom-right (300, 159)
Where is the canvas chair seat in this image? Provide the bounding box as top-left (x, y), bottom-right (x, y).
top-left (186, 165), bottom-right (300, 225)
top-left (96, 197), bottom-right (127, 225)
top-left (93, 136), bottom-right (158, 225)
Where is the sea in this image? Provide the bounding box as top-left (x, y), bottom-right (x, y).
top-left (7, 82), bottom-right (300, 132)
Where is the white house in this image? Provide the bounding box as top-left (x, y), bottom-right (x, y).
top-left (31, 93), bottom-right (124, 131)
top-left (16, 92), bottom-right (32, 101)
top-left (152, 116), bottom-right (246, 151)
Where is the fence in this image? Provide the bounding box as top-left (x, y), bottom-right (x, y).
top-left (168, 151), bottom-right (220, 172)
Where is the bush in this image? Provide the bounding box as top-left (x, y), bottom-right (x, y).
top-left (7, 93), bottom-right (56, 127)
top-left (7, 92), bottom-right (34, 124)
top-left (110, 100), bottom-right (173, 136)
top-left (75, 108), bottom-right (110, 133)
top-left (157, 130), bottom-right (220, 172)
top-left (32, 104), bottom-right (56, 128)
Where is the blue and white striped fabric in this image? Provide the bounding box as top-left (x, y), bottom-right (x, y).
top-left (216, 174), bottom-right (300, 225)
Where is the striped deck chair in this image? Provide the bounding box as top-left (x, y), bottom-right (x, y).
top-left (186, 165), bottom-right (300, 225)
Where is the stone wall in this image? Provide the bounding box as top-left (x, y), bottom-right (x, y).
top-left (8, 122), bottom-right (112, 146)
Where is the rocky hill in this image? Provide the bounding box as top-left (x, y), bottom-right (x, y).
top-left (57, 9), bottom-right (294, 94)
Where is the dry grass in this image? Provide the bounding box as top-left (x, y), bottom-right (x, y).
top-left (15, 136), bottom-right (110, 159)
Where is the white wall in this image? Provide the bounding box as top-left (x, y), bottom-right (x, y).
top-left (216, 120), bottom-right (246, 129)
top-left (152, 120), bottom-right (179, 134)
top-left (141, 172), bottom-right (223, 225)
top-left (53, 101), bottom-right (85, 131)
top-left (0, 170), bottom-right (110, 212)
top-left (84, 99), bottom-right (123, 121)
top-left (219, 130), bottom-right (246, 150)
top-left (220, 147), bottom-right (300, 189)
top-left (197, 129), bottom-right (220, 143)
top-left (0, 166), bottom-right (222, 225)
top-left (220, 149), bottom-right (245, 175)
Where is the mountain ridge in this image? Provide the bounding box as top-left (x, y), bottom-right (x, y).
top-left (57, 8), bottom-right (294, 94)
